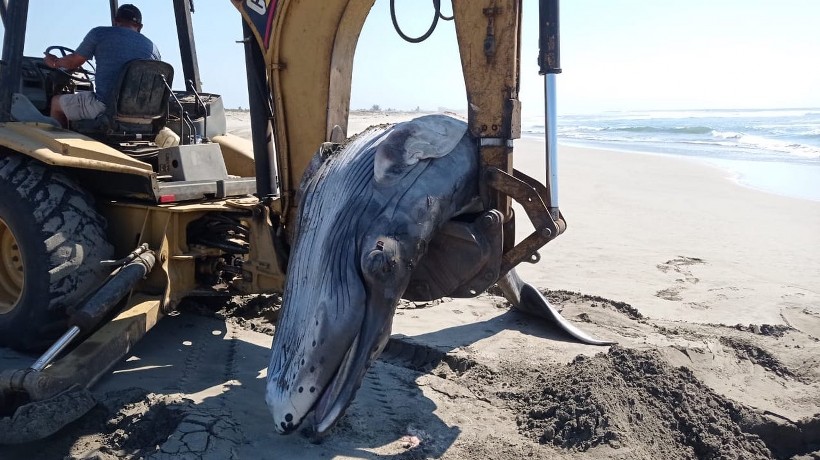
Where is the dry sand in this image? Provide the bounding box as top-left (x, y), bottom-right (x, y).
top-left (1, 111), bottom-right (818, 459)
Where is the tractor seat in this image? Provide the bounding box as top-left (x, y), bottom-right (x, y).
top-left (72, 59), bottom-right (174, 146)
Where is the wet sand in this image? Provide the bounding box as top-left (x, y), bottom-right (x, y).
top-left (1, 111), bottom-right (818, 459)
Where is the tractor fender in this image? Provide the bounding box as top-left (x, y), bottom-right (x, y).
top-left (0, 122), bottom-right (154, 179)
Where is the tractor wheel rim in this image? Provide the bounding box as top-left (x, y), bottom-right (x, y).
top-left (0, 217), bottom-right (24, 314)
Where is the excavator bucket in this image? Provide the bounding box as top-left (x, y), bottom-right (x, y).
top-left (0, 386), bottom-right (96, 444)
top-left (0, 294), bottom-right (164, 444)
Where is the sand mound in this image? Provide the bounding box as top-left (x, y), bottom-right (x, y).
top-left (541, 290), bottom-right (645, 321)
top-left (505, 346), bottom-right (772, 459)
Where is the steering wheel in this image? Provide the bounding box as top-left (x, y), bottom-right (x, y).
top-left (43, 45), bottom-right (95, 84)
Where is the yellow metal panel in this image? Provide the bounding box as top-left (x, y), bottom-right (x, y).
top-left (41, 295), bottom-right (164, 392)
top-left (212, 133), bottom-right (256, 178)
top-left (100, 196), bottom-right (285, 309)
top-left (327, 1), bottom-right (375, 141)
top-left (452, 0), bottom-right (522, 218)
top-left (101, 201), bottom-right (215, 309)
top-left (452, 0), bottom-right (521, 139)
top-left (0, 123), bottom-right (153, 177)
top-left (268, 0), bottom-right (375, 225)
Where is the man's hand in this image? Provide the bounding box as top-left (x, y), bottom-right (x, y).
top-left (43, 53), bottom-right (86, 71)
top-left (43, 53), bottom-right (59, 68)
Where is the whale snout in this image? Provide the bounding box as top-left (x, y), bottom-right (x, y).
top-left (266, 390), bottom-right (300, 434)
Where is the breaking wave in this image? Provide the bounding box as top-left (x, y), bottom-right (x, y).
top-left (522, 108), bottom-right (820, 162)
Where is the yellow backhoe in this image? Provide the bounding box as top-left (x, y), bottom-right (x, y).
top-left (0, 0), bottom-right (567, 442)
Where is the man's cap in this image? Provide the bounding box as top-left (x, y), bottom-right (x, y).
top-left (116, 4), bottom-right (142, 25)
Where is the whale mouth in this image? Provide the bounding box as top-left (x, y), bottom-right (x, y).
top-left (311, 334), bottom-right (363, 433)
top-left (310, 297), bottom-right (395, 435)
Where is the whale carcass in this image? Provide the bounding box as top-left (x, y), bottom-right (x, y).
top-left (265, 114), bottom-right (612, 436)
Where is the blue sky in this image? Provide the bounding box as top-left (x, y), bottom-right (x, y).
top-left (9, 1), bottom-right (820, 115)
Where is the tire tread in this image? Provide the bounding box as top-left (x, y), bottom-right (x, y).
top-left (0, 155), bottom-right (113, 350)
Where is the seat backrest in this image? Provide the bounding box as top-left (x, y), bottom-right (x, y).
top-left (109, 59), bottom-right (174, 130)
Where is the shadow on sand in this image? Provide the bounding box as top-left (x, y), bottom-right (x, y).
top-left (0, 302), bottom-right (588, 459)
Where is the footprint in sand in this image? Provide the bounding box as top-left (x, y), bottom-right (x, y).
top-left (655, 256), bottom-right (705, 302)
top-left (656, 287), bottom-right (683, 301)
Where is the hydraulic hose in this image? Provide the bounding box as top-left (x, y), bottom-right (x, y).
top-left (69, 250), bottom-right (157, 333)
top-left (29, 248), bottom-right (157, 373)
top-left (390, 0), bottom-right (452, 44)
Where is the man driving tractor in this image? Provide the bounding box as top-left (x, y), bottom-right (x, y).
top-left (43, 4), bottom-right (160, 127)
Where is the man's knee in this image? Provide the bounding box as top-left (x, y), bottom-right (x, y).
top-left (50, 95), bottom-right (67, 127)
top-left (50, 95), bottom-right (62, 111)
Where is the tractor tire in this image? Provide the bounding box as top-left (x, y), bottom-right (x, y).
top-left (0, 154), bottom-right (114, 351)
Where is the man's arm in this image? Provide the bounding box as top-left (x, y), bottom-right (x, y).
top-left (45, 26), bottom-right (98, 71)
top-left (44, 53), bottom-right (87, 71)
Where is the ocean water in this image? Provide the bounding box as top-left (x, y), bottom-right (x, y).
top-left (522, 108), bottom-right (820, 202)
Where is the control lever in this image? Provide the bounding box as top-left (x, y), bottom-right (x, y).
top-left (188, 79), bottom-right (208, 142)
top-left (163, 75), bottom-right (197, 144)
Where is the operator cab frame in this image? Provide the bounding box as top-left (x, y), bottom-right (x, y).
top-left (0, 0), bottom-right (258, 203)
